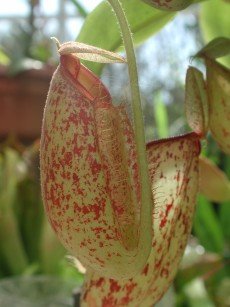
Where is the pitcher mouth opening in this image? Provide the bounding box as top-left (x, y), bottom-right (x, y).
top-left (60, 54), bottom-right (111, 103)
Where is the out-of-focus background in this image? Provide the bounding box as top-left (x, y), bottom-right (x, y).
top-left (0, 0), bottom-right (229, 306)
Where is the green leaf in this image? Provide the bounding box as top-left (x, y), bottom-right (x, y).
top-left (14, 142), bottom-right (44, 263)
top-left (199, 157), bottom-right (230, 202)
top-left (17, 177), bottom-right (44, 262)
top-left (193, 195), bottom-right (225, 254)
top-left (0, 149), bottom-right (29, 274)
top-left (194, 37), bottom-right (230, 60)
top-left (199, 0), bottom-right (230, 67)
top-left (154, 92), bottom-right (169, 138)
top-left (0, 48), bottom-right (10, 66)
top-left (77, 0), bottom-right (175, 75)
top-left (40, 219), bottom-right (65, 274)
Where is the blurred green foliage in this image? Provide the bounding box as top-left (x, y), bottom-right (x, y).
top-left (0, 143), bottom-right (83, 282)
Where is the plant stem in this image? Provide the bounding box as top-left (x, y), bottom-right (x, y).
top-left (107, 0), bottom-right (153, 254)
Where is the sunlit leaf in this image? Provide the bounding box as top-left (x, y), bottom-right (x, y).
top-left (199, 0), bottom-right (230, 67)
top-left (199, 157), bottom-right (230, 202)
top-left (77, 0), bottom-right (175, 74)
top-left (185, 66), bottom-right (209, 137)
top-left (81, 133), bottom-right (200, 306)
top-left (194, 37), bottom-right (230, 60)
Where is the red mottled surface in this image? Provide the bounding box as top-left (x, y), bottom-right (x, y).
top-left (40, 54), bottom-right (151, 279)
top-left (144, 0), bottom-right (192, 11)
top-left (40, 45), bottom-right (201, 306)
top-left (81, 133), bottom-right (200, 307)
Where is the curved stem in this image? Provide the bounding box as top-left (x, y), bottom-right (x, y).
top-left (107, 0), bottom-right (153, 257)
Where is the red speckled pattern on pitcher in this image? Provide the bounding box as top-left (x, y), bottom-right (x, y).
top-left (144, 0), bottom-right (192, 11)
top-left (81, 133), bottom-right (200, 307)
top-left (40, 54), bottom-right (150, 279)
top-left (40, 49), bottom-right (201, 306)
